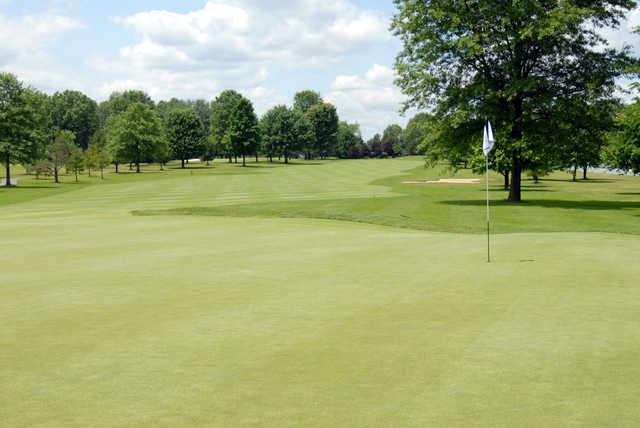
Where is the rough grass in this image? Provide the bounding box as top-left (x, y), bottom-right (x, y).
top-left (2, 158), bottom-right (640, 426)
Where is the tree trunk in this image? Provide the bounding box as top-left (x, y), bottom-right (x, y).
top-left (503, 170), bottom-right (510, 190)
top-left (115, 162), bottom-right (119, 173)
top-left (255, 153), bottom-right (258, 162)
top-left (100, 168), bottom-right (104, 180)
top-left (269, 154), bottom-right (273, 163)
top-left (583, 166), bottom-right (588, 180)
top-left (4, 154), bottom-right (10, 187)
top-left (129, 162), bottom-right (133, 171)
top-left (181, 158), bottom-right (185, 169)
top-left (508, 153), bottom-right (522, 202)
top-left (228, 154), bottom-right (232, 163)
top-left (75, 171), bottom-right (78, 182)
top-left (235, 155), bottom-right (238, 164)
top-left (54, 165), bottom-right (59, 184)
top-left (136, 160), bottom-right (140, 173)
top-left (88, 168), bottom-right (91, 177)
top-left (242, 154), bottom-right (246, 167)
top-left (572, 163), bottom-right (577, 182)
top-left (284, 151), bottom-right (289, 164)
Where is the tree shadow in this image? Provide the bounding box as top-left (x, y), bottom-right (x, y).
top-left (617, 192), bottom-right (640, 196)
top-left (440, 199), bottom-right (640, 210)
top-left (537, 178), bottom-right (616, 184)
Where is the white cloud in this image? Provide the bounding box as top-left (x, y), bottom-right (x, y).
top-left (326, 64), bottom-right (410, 139)
top-left (0, 12), bottom-right (84, 91)
top-left (90, 0), bottom-right (390, 101)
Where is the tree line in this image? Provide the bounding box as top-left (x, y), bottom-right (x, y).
top-left (1, 74), bottom-right (417, 187)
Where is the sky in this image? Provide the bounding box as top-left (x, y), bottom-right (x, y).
top-left (1, 0), bottom-right (639, 139)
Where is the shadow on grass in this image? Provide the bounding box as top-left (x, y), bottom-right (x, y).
top-left (440, 199), bottom-right (640, 210)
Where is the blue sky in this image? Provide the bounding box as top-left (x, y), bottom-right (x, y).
top-left (1, 0), bottom-right (638, 138)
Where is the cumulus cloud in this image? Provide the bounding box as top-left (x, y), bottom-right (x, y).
top-left (0, 12), bottom-right (84, 91)
top-left (326, 64), bottom-right (409, 139)
top-left (90, 0), bottom-right (390, 100)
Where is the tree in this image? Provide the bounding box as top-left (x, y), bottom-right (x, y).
top-left (99, 90), bottom-right (155, 123)
top-left (403, 113), bottom-right (432, 156)
top-left (391, 0), bottom-right (638, 201)
top-left (157, 98), bottom-right (188, 120)
top-left (0, 73), bottom-right (45, 187)
top-left (47, 130), bottom-right (76, 183)
top-left (368, 134), bottom-right (383, 158)
top-left (89, 129), bottom-right (111, 179)
top-left (84, 143), bottom-right (99, 177)
top-left (557, 98), bottom-right (618, 180)
top-left (293, 90), bottom-right (323, 114)
top-left (106, 102), bottom-right (163, 173)
top-left (306, 103), bottom-right (339, 159)
top-left (188, 99), bottom-right (213, 137)
top-left (68, 146), bottom-right (84, 182)
top-left (226, 97), bottom-right (260, 167)
top-left (50, 90), bottom-right (98, 149)
top-left (210, 90), bottom-right (244, 162)
top-left (294, 112), bottom-right (315, 163)
top-left (382, 124), bottom-right (403, 157)
top-left (604, 100), bottom-right (640, 174)
top-left (336, 122), bottom-right (363, 159)
top-left (165, 109), bottom-right (205, 168)
top-left (260, 105), bottom-right (304, 164)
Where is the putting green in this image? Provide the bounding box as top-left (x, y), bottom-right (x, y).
top-left (1, 159), bottom-right (639, 426)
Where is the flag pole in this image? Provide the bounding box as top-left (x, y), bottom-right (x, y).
top-left (486, 154), bottom-right (490, 263)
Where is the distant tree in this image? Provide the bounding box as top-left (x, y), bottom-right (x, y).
top-left (557, 99), bottom-right (618, 180)
top-left (336, 122), bottom-right (363, 158)
top-left (47, 130), bottom-right (76, 183)
top-left (293, 111), bottom-right (315, 163)
top-left (391, 0), bottom-right (638, 201)
top-left (88, 129), bottom-right (111, 179)
top-left (200, 138), bottom-right (217, 166)
top-left (210, 90), bottom-right (244, 162)
top-left (154, 137), bottom-right (172, 171)
top-left (106, 102), bottom-right (163, 173)
top-left (84, 143), bottom-right (99, 177)
top-left (0, 73), bottom-right (46, 187)
top-left (306, 103), bottom-right (339, 159)
top-left (260, 105), bottom-right (304, 164)
top-left (226, 97), bottom-right (260, 167)
top-left (50, 90), bottom-right (98, 149)
top-left (68, 146), bottom-right (84, 182)
top-left (98, 90), bottom-right (155, 127)
top-left (382, 124), bottom-right (403, 157)
top-left (188, 99), bottom-right (213, 136)
top-left (293, 90), bottom-right (323, 114)
top-left (604, 100), bottom-right (640, 175)
top-left (402, 113), bottom-right (432, 156)
top-left (165, 109), bottom-right (205, 168)
top-left (157, 98), bottom-right (189, 120)
top-left (368, 134), bottom-right (383, 158)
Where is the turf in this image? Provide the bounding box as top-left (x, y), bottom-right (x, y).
top-left (1, 158), bottom-right (640, 426)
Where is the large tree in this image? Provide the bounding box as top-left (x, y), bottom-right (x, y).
top-left (165, 109), bottom-right (205, 168)
top-left (382, 124), bottom-right (403, 157)
top-left (106, 102), bottom-right (163, 173)
top-left (306, 103), bottom-right (339, 159)
top-left (392, 0), bottom-right (637, 201)
top-left (98, 90), bottom-right (155, 127)
top-left (226, 97), bottom-right (260, 167)
top-left (50, 90), bottom-right (98, 149)
top-left (210, 90), bottom-right (244, 162)
top-left (0, 73), bottom-right (46, 187)
top-left (260, 105), bottom-right (304, 164)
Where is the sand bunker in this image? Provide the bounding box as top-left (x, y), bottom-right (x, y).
top-left (403, 178), bottom-right (481, 184)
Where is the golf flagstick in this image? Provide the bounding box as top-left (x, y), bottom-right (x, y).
top-left (483, 121), bottom-right (495, 263)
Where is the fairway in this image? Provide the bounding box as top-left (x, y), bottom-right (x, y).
top-left (2, 159), bottom-right (640, 426)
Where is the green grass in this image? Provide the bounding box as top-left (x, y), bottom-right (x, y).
top-left (1, 158), bottom-right (640, 426)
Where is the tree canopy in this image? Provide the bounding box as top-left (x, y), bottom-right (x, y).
top-left (165, 108), bottom-right (205, 168)
top-left (392, 0), bottom-right (638, 201)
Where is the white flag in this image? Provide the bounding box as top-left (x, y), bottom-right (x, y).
top-left (483, 121), bottom-right (495, 156)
